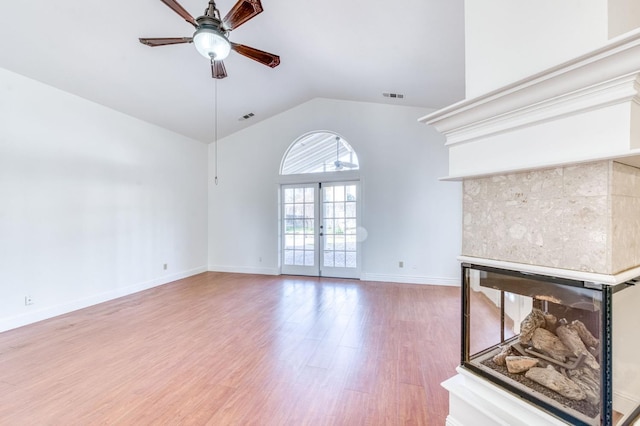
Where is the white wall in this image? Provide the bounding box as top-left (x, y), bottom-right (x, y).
top-left (0, 67), bottom-right (208, 332)
top-left (464, 0), bottom-right (608, 98)
top-left (208, 98), bottom-right (461, 286)
top-left (609, 0), bottom-right (640, 38)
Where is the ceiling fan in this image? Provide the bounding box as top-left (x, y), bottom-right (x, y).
top-left (139, 0), bottom-right (280, 79)
top-left (334, 137), bottom-right (358, 170)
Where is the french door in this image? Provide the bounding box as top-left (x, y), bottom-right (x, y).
top-left (281, 181), bottom-right (360, 278)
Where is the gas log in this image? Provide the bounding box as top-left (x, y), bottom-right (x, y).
top-left (519, 308), bottom-right (546, 343)
top-left (492, 345), bottom-right (513, 366)
top-left (500, 311), bottom-right (602, 408)
top-left (569, 367), bottom-right (601, 406)
top-left (525, 365), bottom-right (587, 401)
top-left (556, 323), bottom-right (600, 370)
top-left (570, 319), bottom-right (599, 350)
top-left (530, 327), bottom-right (573, 362)
top-left (505, 356), bottom-right (539, 373)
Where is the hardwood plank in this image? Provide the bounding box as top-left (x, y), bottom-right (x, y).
top-left (0, 272), bottom-right (460, 424)
top-left (367, 356), bottom-right (399, 425)
top-left (343, 348), bottom-right (379, 394)
top-left (398, 383), bottom-right (430, 425)
top-left (331, 389), bottom-right (370, 426)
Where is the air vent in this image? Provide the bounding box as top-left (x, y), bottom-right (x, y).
top-left (383, 92), bottom-right (405, 99)
top-left (238, 112), bottom-right (255, 121)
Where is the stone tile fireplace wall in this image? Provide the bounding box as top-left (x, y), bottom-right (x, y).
top-left (462, 160), bottom-right (640, 275)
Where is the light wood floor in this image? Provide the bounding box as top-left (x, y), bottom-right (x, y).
top-left (0, 272), bottom-right (460, 425)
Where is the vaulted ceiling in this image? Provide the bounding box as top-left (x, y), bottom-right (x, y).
top-left (0, 0), bottom-right (465, 143)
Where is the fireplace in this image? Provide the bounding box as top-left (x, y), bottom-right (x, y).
top-left (419, 29), bottom-right (640, 426)
top-left (462, 263), bottom-right (639, 425)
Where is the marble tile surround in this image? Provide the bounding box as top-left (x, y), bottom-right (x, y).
top-left (462, 161), bottom-right (640, 274)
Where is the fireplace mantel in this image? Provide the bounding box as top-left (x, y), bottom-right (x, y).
top-left (419, 28), bottom-right (640, 180)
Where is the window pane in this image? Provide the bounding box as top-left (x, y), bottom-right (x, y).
top-left (284, 219), bottom-right (295, 234)
top-left (281, 132), bottom-right (359, 175)
top-left (305, 187), bottom-right (314, 202)
top-left (345, 219), bottom-right (356, 234)
top-left (304, 251), bottom-right (315, 266)
top-left (294, 251), bottom-right (305, 265)
top-left (295, 235), bottom-right (305, 249)
top-left (284, 204), bottom-right (295, 218)
top-left (346, 252), bottom-right (357, 268)
top-left (324, 251), bottom-right (334, 267)
top-left (324, 235), bottom-right (334, 250)
top-left (325, 219), bottom-right (335, 234)
top-left (284, 188), bottom-right (294, 203)
top-left (324, 187), bottom-right (334, 202)
top-left (284, 235), bottom-right (295, 249)
top-left (305, 234), bottom-right (314, 249)
top-left (284, 250), bottom-right (294, 265)
top-left (324, 203), bottom-right (334, 219)
top-left (346, 185), bottom-right (357, 201)
top-left (334, 186), bottom-right (345, 202)
top-left (295, 188), bottom-right (304, 203)
top-left (335, 251), bottom-right (346, 267)
top-left (305, 203), bottom-right (314, 219)
top-left (345, 202), bottom-right (356, 218)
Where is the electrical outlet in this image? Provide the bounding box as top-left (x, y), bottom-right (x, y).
top-left (25, 295), bottom-right (34, 306)
top-left (163, 263), bottom-right (168, 270)
top-left (399, 261), bottom-right (404, 268)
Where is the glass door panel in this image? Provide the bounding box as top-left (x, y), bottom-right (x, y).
top-left (320, 182), bottom-right (359, 278)
top-left (281, 184), bottom-right (318, 276)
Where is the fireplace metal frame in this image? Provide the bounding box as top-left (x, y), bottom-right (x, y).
top-left (461, 263), bottom-right (636, 426)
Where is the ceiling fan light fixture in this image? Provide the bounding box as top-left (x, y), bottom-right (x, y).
top-left (193, 27), bottom-right (231, 60)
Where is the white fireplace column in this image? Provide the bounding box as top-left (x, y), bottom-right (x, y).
top-left (419, 2), bottom-right (640, 424)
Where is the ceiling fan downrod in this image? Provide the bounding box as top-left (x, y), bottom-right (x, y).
top-left (205, 1), bottom-right (222, 21)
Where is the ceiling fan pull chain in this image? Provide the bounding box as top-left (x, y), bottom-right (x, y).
top-left (214, 76), bottom-right (219, 185)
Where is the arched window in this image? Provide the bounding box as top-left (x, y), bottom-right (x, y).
top-left (281, 131), bottom-right (359, 175)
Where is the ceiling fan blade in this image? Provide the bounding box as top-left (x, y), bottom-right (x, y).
top-left (231, 43), bottom-right (280, 68)
top-left (341, 162), bottom-right (358, 168)
top-left (211, 60), bottom-right (228, 79)
top-left (160, 0), bottom-right (198, 27)
top-left (139, 37), bottom-right (193, 47)
top-left (223, 0), bottom-right (263, 31)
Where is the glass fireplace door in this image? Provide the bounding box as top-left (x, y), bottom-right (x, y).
top-left (461, 263), bottom-right (640, 426)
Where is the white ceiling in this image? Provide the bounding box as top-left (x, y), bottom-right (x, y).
top-left (0, 0), bottom-right (466, 143)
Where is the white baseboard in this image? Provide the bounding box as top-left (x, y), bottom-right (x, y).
top-left (0, 266), bottom-right (207, 333)
top-left (208, 265), bottom-right (280, 276)
top-left (360, 273), bottom-right (460, 286)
